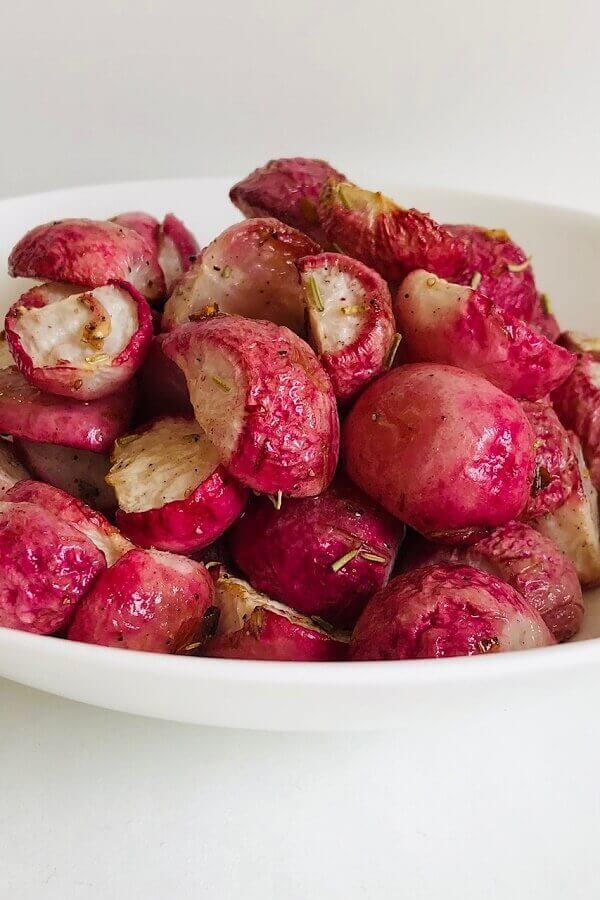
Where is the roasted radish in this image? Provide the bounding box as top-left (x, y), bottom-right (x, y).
top-left (318, 180), bottom-right (466, 282)
top-left (230, 478), bottom-right (404, 627)
top-left (68, 548), bottom-right (214, 653)
top-left (203, 574), bottom-right (348, 661)
top-left (553, 350), bottom-right (600, 490)
top-left (15, 440), bottom-right (115, 513)
top-left (395, 270), bottom-right (575, 400)
top-left (8, 218), bottom-right (165, 302)
top-left (5, 280), bottom-right (152, 401)
top-left (230, 157), bottom-right (345, 245)
top-left (162, 218), bottom-right (319, 333)
top-left (297, 253), bottom-right (397, 402)
top-left (349, 564), bottom-right (554, 660)
top-left (138, 334), bottom-right (193, 419)
top-left (158, 213), bottom-right (200, 293)
top-left (108, 416), bottom-right (248, 553)
top-left (0, 440), bottom-right (28, 497)
top-left (343, 363), bottom-right (535, 537)
top-left (162, 316), bottom-right (339, 497)
top-left (521, 400), bottom-right (582, 520)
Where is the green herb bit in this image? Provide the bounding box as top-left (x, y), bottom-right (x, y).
top-left (211, 375), bottom-right (231, 392)
top-left (507, 257), bottom-right (531, 273)
top-left (221, 265), bottom-right (232, 279)
top-left (267, 490), bottom-right (283, 511)
top-left (331, 548), bottom-right (361, 572)
top-left (306, 275), bottom-right (325, 312)
top-left (385, 333), bottom-right (402, 369)
top-left (359, 551), bottom-right (387, 564)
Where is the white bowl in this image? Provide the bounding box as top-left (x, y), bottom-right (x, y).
top-left (0, 177), bottom-right (598, 731)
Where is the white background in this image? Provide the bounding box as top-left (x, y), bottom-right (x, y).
top-left (1, 1), bottom-right (600, 897)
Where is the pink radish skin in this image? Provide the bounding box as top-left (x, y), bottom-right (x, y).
top-left (230, 478), bottom-right (404, 627)
top-left (403, 524), bottom-right (583, 643)
top-left (162, 218), bottom-right (319, 334)
top-left (203, 574), bottom-right (348, 661)
top-left (230, 157), bottom-right (345, 246)
top-left (108, 416), bottom-right (248, 554)
top-left (14, 439), bottom-right (116, 513)
top-left (521, 400), bottom-right (582, 520)
top-left (110, 211), bottom-right (160, 248)
top-left (6, 480), bottom-right (131, 567)
top-left (162, 316), bottom-right (339, 498)
top-left (0, 500), bottom-right (106, 634)
top-left (395, 270), bottom-right (575, 401)
top-left (5, 280), bottom-right (152, 401)
top-left (350, 564), bottom-right (554, 660)
top-left (318, 180), bottom-right (466, 282)
top-left (343, 363), bottom-right (535, 537)
top-left (552, 351), bottom-right (600, 490)
top-left (297, 253), bottom-right (396, 402)
top-left (8, 218), bottom-right (165, 302)
top-left (68, 548), bottom-right (214, 653)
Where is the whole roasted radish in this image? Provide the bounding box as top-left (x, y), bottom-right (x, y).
top-left (203, 574), bottom-right (348, 661)
top-left (230, 478), bottom-right (404, 626)
top-left (343, 363), bottom-right (535, 538)
top-left (68, 548), bottom-right (214, 653)
top-left (297, 253), bottom-right (397, 402)
top-left (553, 348), bottom-right (600, 490)
top-left (5, 280), bottom-right (152, 400)
top-left (350, 564), bottom-right (554, 660)
top-left (162, 315), bottom-right (339, 498)
top-left (108, 416), bottom-right (248, 553)
top-left (162, 218), bottom-right (318, 333)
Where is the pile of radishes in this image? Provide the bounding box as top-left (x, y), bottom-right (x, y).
top-left (0, 157), bottom-right (598, 662)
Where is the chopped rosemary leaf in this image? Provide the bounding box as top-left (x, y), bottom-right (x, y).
top-left (540, 293), bottom-right (553, 314)
top-left (331, 548), bottom-right (361, 572)
top-left (471, 271), bottom-right (482, 289)
top-left (340, 304), bottom-right (368, 315)
top-left (507, 257), bottom-right (531, 273)
top-left (359, 551), bottom-right (387, 564)
top-left (267, 490), bottom-right (283, 510)
top-left (385, 333), bottom-right (402, 369)
top-left (306, 275), bottom-right (325, 312)
top-left (211, 375), bottom-right (231, 392)
top-left (221, 265), bottom-right (232, 279)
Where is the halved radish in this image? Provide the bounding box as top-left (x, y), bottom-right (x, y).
top-left (297, 253), bottom-right (397, 402)
top-left (395, 270), bottom-right (575, 400)
top-left (5, 280), bottom-right (152, 400)
top-left (68, 548), bottom-right (214, 653)
top-left (162, 218), bottom-right (319, 334)
top-left (0, 440), bottom-right (29, 497)
top-left (318, 180), bottom-right (466, 282)
top-left (203, 573), bottom-right (349, 661)
top-left (108, 416), bottom-right (248, 553)
top-left (15, 440), bottom-right (115, 513)
top-left (158, 213), bottom-right (200, 293)
top-left (7, 480), bottom-right (132, 567)
top-left (552, 351), bottom-right (600, 490)
top-left (230, 157), bottom-right (345, 245)
top-left (0, 332), bottom-right (136, 451)
top-left (110, 211), bottom-right (160, 246)
top-left (162, 316), bottom-right (339, 497)
top-left (8, 218), bottom-right (165, 302)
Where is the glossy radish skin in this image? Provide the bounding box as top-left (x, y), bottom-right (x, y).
top-left (14, 440), bottom-right (116, 513)
top-left (6, 480), bottom-right (131, 567)
top-left (5, 280), bottom-right (153, 401)
top-left (531, 434), bottom-right (600, 586)
top-left (521, 400), bottom-right (582, 520)
top-left (203, 574), bottom-right (348, 661)
top-left (68, 548), bottom-right (214, 653)
top-left (162, 316), bottom-right (339, 497)
top-left (0, 500), bottom-right (105, 634)
top-left (0, 440), bottom-right (28, 497)
top-left (297, 253), bottom-right (396, 402)
top-left (446, 224), bottom-right (538, 322)
top-left (318, 181), bottom-right (466, 282)
top-left (109, 417), bottom-right (248, 553)
top-left (8, 218), bottom-right (165, 302)
top-left (343, 364), bottom-right (535, 536)
top-left (162, 218), bottom-right (319, 334)
top-left (350, 564), bottom-right (554, 660)
top-left (230, 478), bottom-right (404, 626)
top-left (404, 524), bottom-right (583, 643)
top-left (230, 157), bottom-right (345, 245)
top-left (395, 271), bottom-right (575, 400)
top-left (138, 334), bottom-right (193, 419)
top-left (158, 213), bottom-right (200, 293)
top-left (552, 352), bottom-right (600, 490)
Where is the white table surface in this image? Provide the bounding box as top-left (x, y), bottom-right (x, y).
top-left (2, 1), bottom-right (600, 897)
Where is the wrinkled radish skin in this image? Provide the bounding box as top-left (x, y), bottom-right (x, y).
top-left (230, 157), bottom-right (345, 245)
top-left (521, 400), bottom-right (582, 520)
top-left (162, 316), bottom-right (339, 497)
top-left (203, 574), bottom-right (348, 661)
top-left (395, 271), bottom-right (575, 400)
top-left (298, 253), bottom-right (396, 402)
top-left (0, 500), bottom-right (106, 634)
top-left (14, 440), bottom-right (116, 513)
top-left (162, 218), bottom-right (319, 333)
top-left (8, 218), bottom-right (165, 302)
top-left (230, 478), bottom-right (404, 626)
top-left (68, 548), bottom-right (214, 653)
top-left (553, 352), bottom-right (600, 490)
top-left (108, 417), bottom-right (248, 553)
top-left (350, 564), bottom-right (554, 660)
top-left (343, 364), bottom-right (535, 536)
top-left (5, 281), bottom-right (152, 401)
